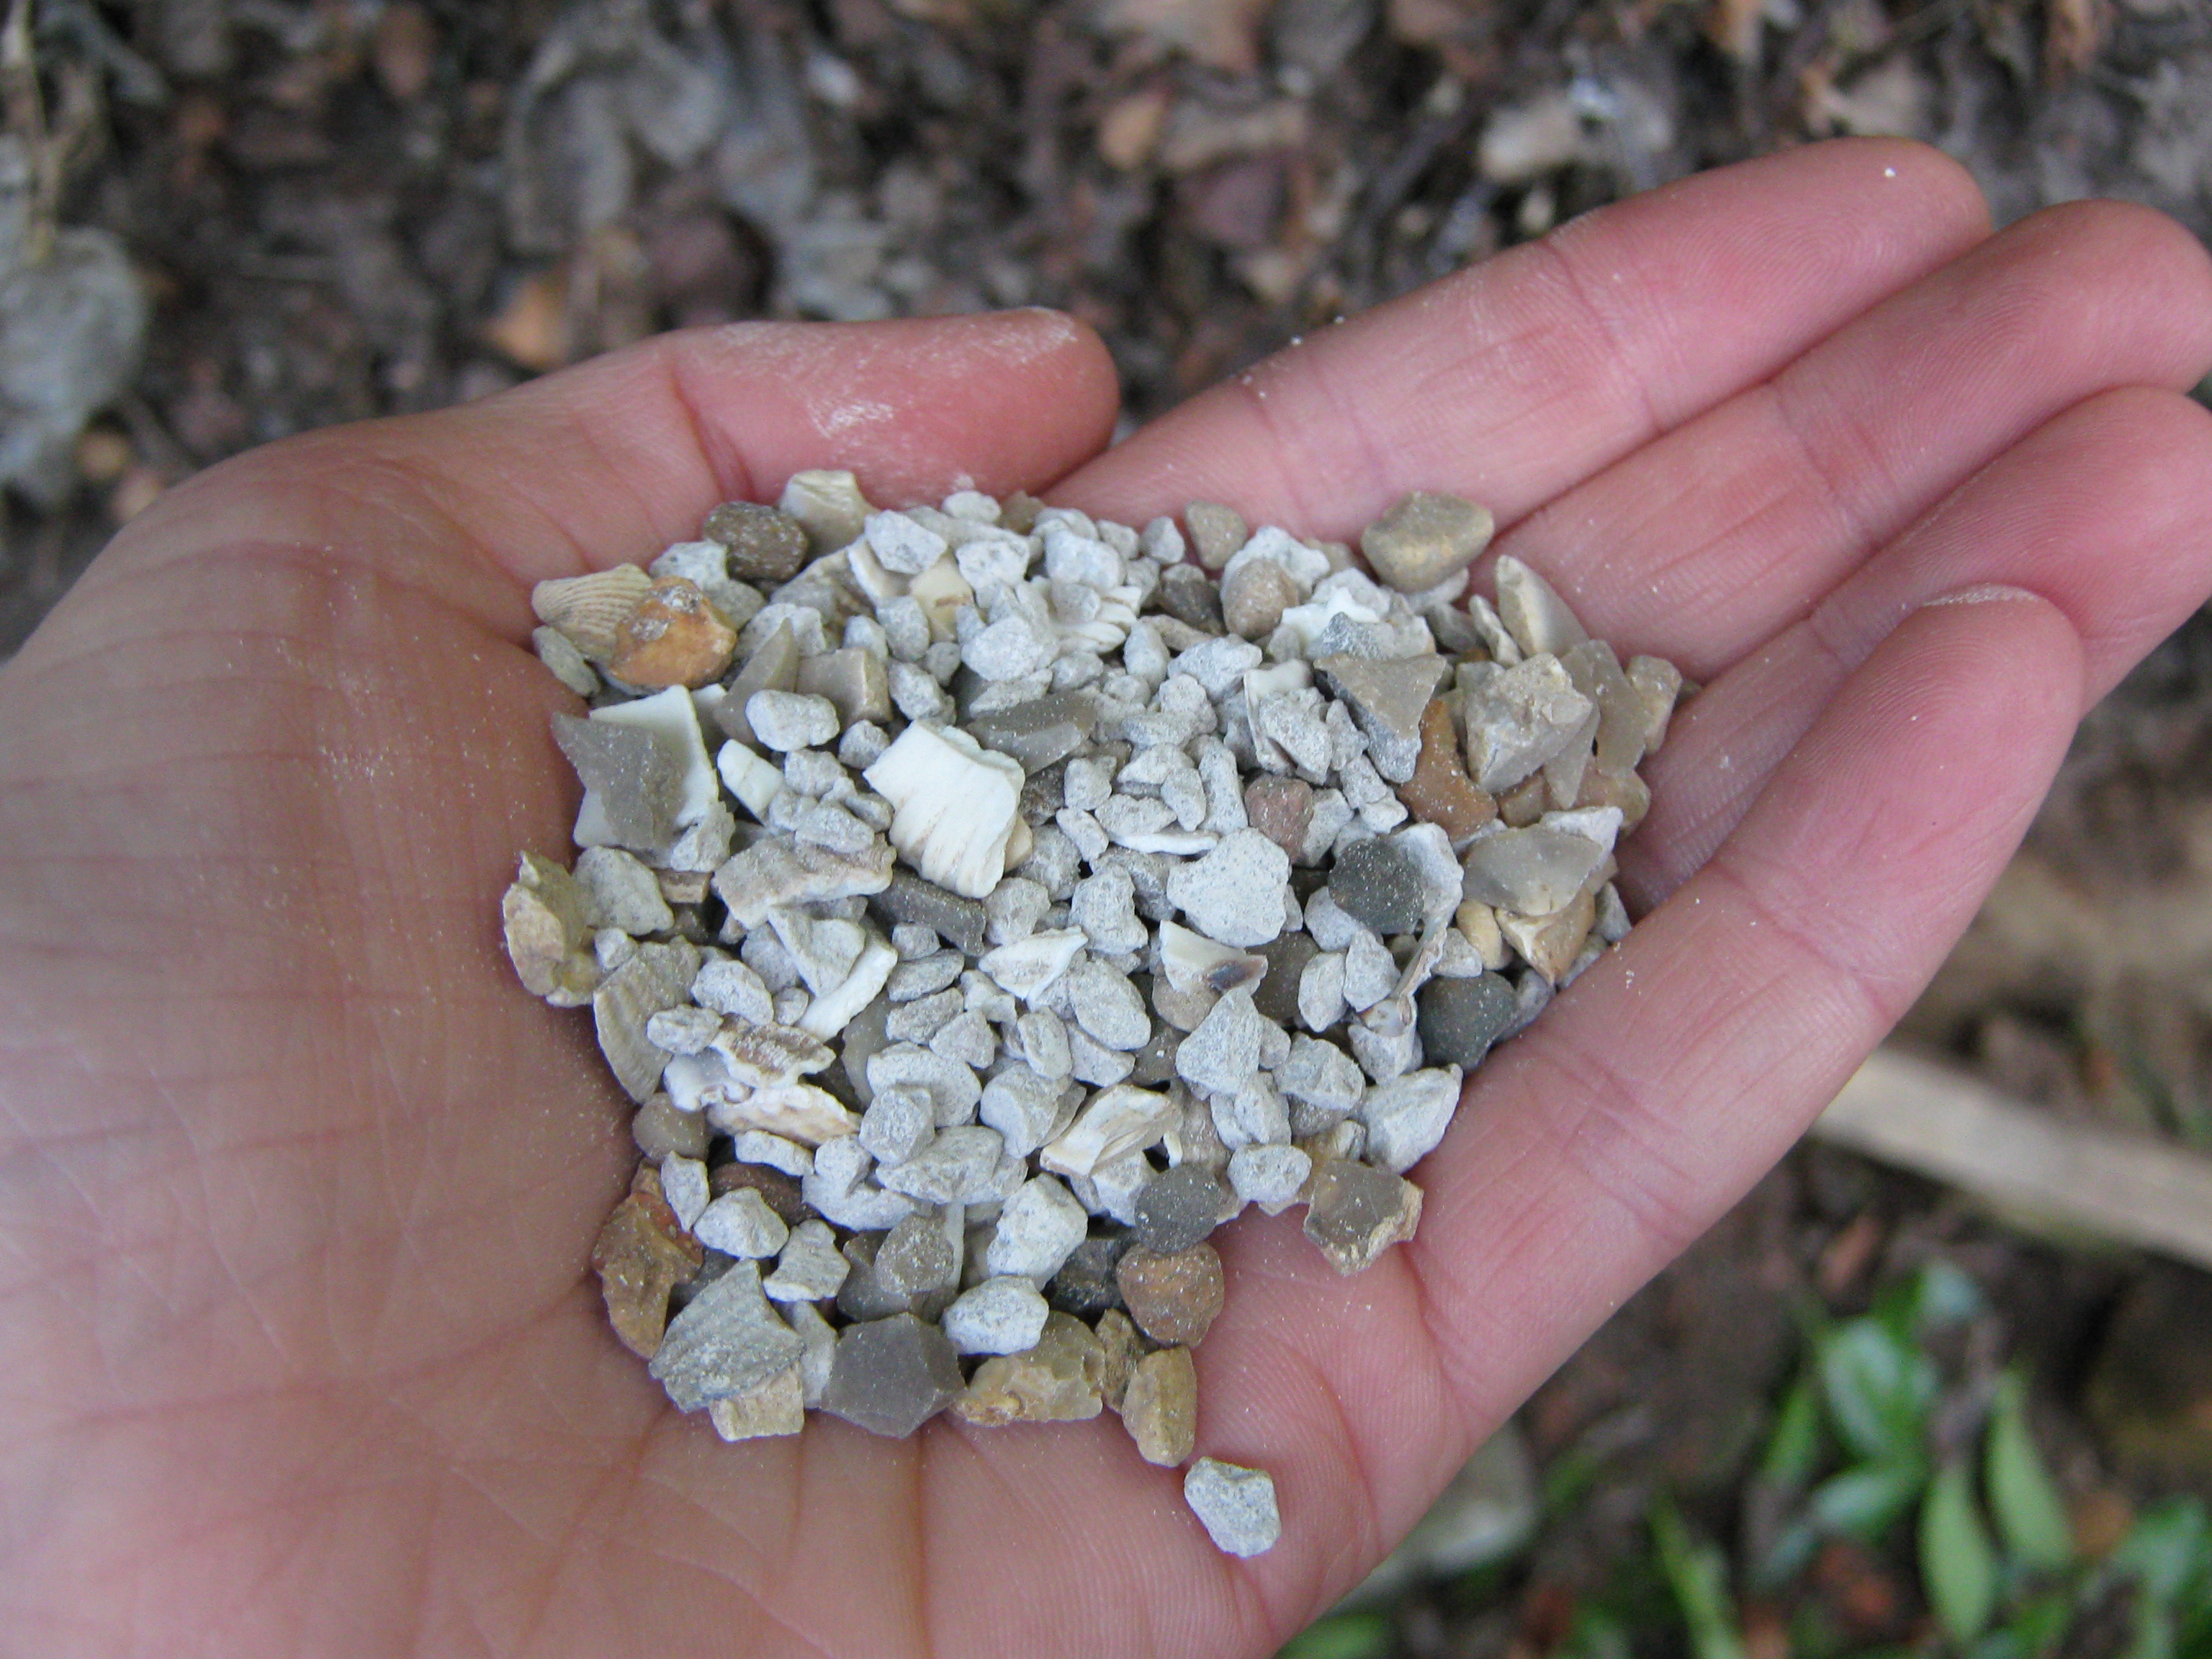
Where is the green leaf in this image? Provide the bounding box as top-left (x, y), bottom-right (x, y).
top-left (1760, 1375), bottom-right (1825, 1490)
top-left (1556, 1607), bottom-right (1634, 1659)
top-left (1820, 1319), bottom-right (1938, 1465)
top-left (2110, 1498), bottom-right (2212, 1606)
top-left (1653, 1499), bottom-right (1748, 1659)
top-left (1276, 1612), bottom-right (1392, 1659)
top-left (2002, 1590), bottom-right (2077, 1658)
top-left (1984, 1372), bottom-right (2074, 1571)
top-left (1810, 1461), bottom-right (1926, 1540)
top-left (1922, 1461), bottom-right (2000, 1645)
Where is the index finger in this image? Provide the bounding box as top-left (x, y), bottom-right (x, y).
top-left (1054, 139), bottom-right (1990, 539)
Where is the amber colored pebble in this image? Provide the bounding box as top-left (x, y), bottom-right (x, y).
top-left (606, 575), bottom-right (738, 688)
top-left (590, 1182), bottom-right (704, 1359)
top-left (1115, 1242), bottom-right (1225, 1347)
top-left (1122, 1346), bottom-right (1198, 1466)
top-left (1398, 698), bottom-right (1496, 840)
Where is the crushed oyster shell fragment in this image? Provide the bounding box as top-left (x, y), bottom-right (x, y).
top-left (507, 472), bottom-right (1680, 1557)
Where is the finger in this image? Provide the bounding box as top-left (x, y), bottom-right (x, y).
top-left (84, 310), bottom-right (1121, 599)
top-left (1495, 200), bottom-right (2212, 678)
top-left (1407, 588), bottom-right (2081, 1432)
top-left (1628, 385), bottom-right (2212, 901)
top-left (1053, 139), bottom-right (1990, 536)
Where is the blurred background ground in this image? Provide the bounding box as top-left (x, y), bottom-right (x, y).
top-left (6, 1), bottom-right (2212, 1652)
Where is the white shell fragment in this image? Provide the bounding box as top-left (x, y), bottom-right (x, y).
top-left (864, 722), bottom-right (1026, 899)
top-left (518, 485), bottom-right (1673, 1555)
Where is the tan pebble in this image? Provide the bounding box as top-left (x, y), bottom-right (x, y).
top-left (590, 1177), bottom-right (705, 1358)
top-left (605, 575), bottom-right (738, 688)
top-left (1302, 1159), bottom-right (1422, 1275)
top-left (1122, 1346), bottom-right (1198, 1466)
top-left (1116, 1243), bottom-right (1225, 1346)
top-left (501, 851), bottom-right (600, 1005)
top-left (1575, 765), bottom-right (1650, 832)
top-left (1220, 559), bottom-right (1297, 639)
top-left (1185, 501), bottom-right (1246, 570)
top-left (1359, 491), bottom-right (1494, 593)
top-left (1498, 884), bottom-right (1599, 982)
top-left (709, 1363), bottom-right (806, 1439)
top-left (531, 564), bottom-right (653, 661)
top-left (951, 1312), bottom-right (1105, 1426)
top-left (1626, 655), bottom-right (1684, 754)
top-left (1094, 1308), bottom-right (1144, 1411)
top-left (1398, 698), bottom-right (1496, 840)
top-left (1452, 901), bottom-right (1511, 973)
top-left (705, 500), bottom-right (812, 584)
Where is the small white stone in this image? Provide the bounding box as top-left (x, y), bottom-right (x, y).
top-left (765, 1220), bottom-right (852, 1305)
top-left (717, 738), bottom-right (786, 822)
top-left (865, 511), bottom-right (951, 575)
top-left (1359, 1066), bottom-right (1465, 1173)
top-left (1343, 928), bottom-right (1399, 1012)
top-left (1166, 829), bottom-right (1290, 949)
top-left (864, 723), bottom-right (1026, 899)
top-left (659, 1154), bottom-right (711, 1231)
top-left (747, 690), bottom-right (841, 752)
top-left (979, 1066), bottom-right (1065, 1158)
top-left (1228, 1143), bottom-right (1313, 1215)
top-left (1038, 1083), bottom-right (1177, 1179)
top-left (1184, 1458), bottom-right (1282, 1557)
top-left (1066, 961), bottom-right (1151, 1051)
top-left (1299, 951), bottom-right (1347, 1033)
top-left (575, 847), bottom-right (675, 936)
top-left (1175, 988), bottom-right (1272, 1096)
top-left (986, 875), bottom-right (1052, 945)
top-left (693, 1187), bottom-right (791, 1258)
top-left (979, 927), bottom-right (1088, 1004)
top-left (731, 1130), bottom-right (812, 1177)
top-left (877, 1124), bottom-right (1007, 1205)
top-left (867, 1045), bottom-right (983, 1126)
top-left (984, 1174), bottom-right (1089, 1281)
top-left (644, 1004), bottom-right (724, 1055)
top-left (785, 1298), bottom-right (840, 1401)
top-left (942, 1275), bottom-right (1052, 1355)
top-left (858, 1083), bottom-right (936, 1167)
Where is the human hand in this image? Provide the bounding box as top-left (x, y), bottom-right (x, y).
top-left (4, 138), bottom-right (2209, 1657)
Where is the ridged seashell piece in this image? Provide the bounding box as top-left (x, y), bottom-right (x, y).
top-left (532, 564), bottom-right (655, 662)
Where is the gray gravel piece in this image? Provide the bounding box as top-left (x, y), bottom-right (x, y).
top-left (1350, 1018), bottom-right (1422, 1084)
top-left (979, 1066), bottom-right (1066, 1157)
top-left (930, 1010), bottom-right (998, 1069)
top-left (694, 1187), bottom-right (791, 1259)
top-left (1328, 837), bottom-right (1430, 935)
top-left (819, 1312), bottom-right (966, 1438)
top-left (552, 714), bottom-right (679, 853)
top-left (869, 871), bottom-right (990, 956)
top-left (1462, 655), bottom-right (1594, 794)
top-left (1228, 1143), bottom-right (1313, 1214)
top-left (1415, 973), bottom-right (1519, 1068)
top-left (876, 1208), bottom-right (962, 1298)
top-left (858, 1084), bottom-right (937, 1167)
top-left (865, 510), bottom-right (950, 575)
top-left (747, 690), bottom-right (842, 752)
top-left (1066, 1025), bottom-right (1138, 1087)
top-left (1278, 1034), bottom-right (1367, 1117)
top-left (1185, 502), bottom-right (1247, 570)
top-left (887, 950), bottom-right (966, 1003)
top-left (884, 986), bottom-right (964, 1044)
top-left (763, 1219), bottom-right (850, 1303)
top-left (1342, 929), bottom-right (1401, 1012)
top-left (868, 1044), bottom-right (982, 1125)
top-left (876, 1124), bottom-right (1006, 1204)
top-left (984, 1174), bottom-right (1089, 1280)
top-left (1132, 1164), bottom-right (1228, 1252)
top-left (648, 1262), bottom-right (806, 1413)
top-left (1175, 986), bottom-right (1271, 1096)
top-left (1460, 825), bottom-right (1611, 918)
top-left (1069, 867), bottom-right (1149, 956)
top-left (692, 957), bottom-right (774, 1023)
top-left (1166, 829), bottom-right (1290, 948)
top-left (943, 1275), bottom-right (1053, 1355)
top-left (986, 876), bottom-right (1052, 945)
top-left (1184, 1458), bottom-right (1282, 1557)
top-left (1359, 1066), bottom-right (1464, 1173)
top-left (1067, 960), bottom-right (1151, 1051)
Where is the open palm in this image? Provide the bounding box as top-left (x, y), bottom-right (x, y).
top-left (6, 139), bottom-right (2211, 1657)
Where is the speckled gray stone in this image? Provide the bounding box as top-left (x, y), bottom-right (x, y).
top-left (1133, 1164), bottom-right (1227, 1252)
top-left (1183, 1457), bottom-right (1282, 1557)
top-left (1328, 837), bottom-right (1429, 935)
top-left (943, 1274), bottom-right (1053, 1355)
top-left (1415, 973), bottom-right (1519, 1068)
top-left (1166, 829), bottom-right (1290, 949)
top-left (1174, 986), bottom-right (1269, 1096)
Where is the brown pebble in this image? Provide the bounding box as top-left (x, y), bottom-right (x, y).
top-left (709, 1159), bottom-right (813, 1227)
top-left (1575, 765), bottom-right (1651, 832)
top-left (704, 500), bottom-right (811, 585)
top-left (1220, 559), bottom-right (1297, 639)
top-left (1094, 1308), bottom-right (1144, 1411)
top-left (1158, 562), bottom-right (1226, 632)
top-left (1116, 1243), bottom-right (1226, 1346)
top-left (605, 575), bottom-right (738, 688)
top-left (951, 1312), bottom-right (1105, 1426)
top-left (590, 1173), bottom-right (705, 1358)
top-left (1122, 1346), bottom-right (1198, 1466)
top-left (1498, 773), bottom-right (1547, 827)
top-left (1399, 697), bottom-right (1497, 840)
top-left (1244, 775), bottom-right (1314, 860)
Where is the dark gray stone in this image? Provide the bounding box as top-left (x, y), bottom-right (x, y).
top-left (1046, 1233), bottom-right (1131, 1318)
top-left (819, 1313), bottom-right (966, 1438)
top-left (1133, 1164), bottom-right (1226, 1254)
top-left (967, 691), bottom-right (1102, 773)
top-left (877, 1210), bottom-right (960, 1298)
top-left (1158, 562), bottom-right (1224, 632)
top-left (1128, 1016), bottom-right (1180, 1087)
top-left (868, 871), bottom-right (991, 956)
top-left (1252, 932), bottom-right (1316, 1029)
top-left (1415, 973), bottom-right (1519, 1069)
top-left (1328, 837), bottom-right (1429, 935)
